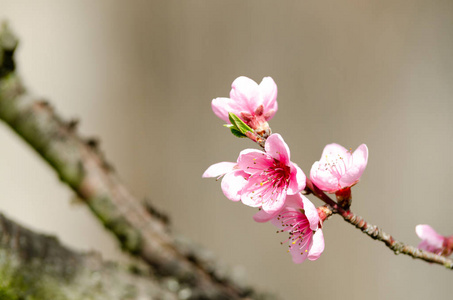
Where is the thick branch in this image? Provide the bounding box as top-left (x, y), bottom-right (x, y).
top-left (306, 179), bottom-right (453, 269)
top-left (0, 25), bottom-right (270, 299)
top-left (0, 212), bottom-right (179, 299)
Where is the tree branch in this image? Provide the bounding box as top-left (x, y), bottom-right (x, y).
top-left (340, 211), bottom-right (453, 268)
top-left (0, 24), bottom-right (272, 299)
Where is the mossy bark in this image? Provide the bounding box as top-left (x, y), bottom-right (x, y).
top-left (0, 213), bottom-right (178, 300)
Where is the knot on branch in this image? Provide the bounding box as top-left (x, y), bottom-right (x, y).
top-left (391, 242), bottom-right (406, 254)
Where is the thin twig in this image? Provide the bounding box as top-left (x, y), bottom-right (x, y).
top-left (341, 211), bottom-right (453, 268)
top-left (306, 178), bottom-right (453, 269)
top-left (244, 122), bottom-right (453, 270)
top-left (240, 107), bottom-right (453, 270)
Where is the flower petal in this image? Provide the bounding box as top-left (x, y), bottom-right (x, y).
top-left (261, 190), bottom-right (287, 214)
top-left (338, 144), bottom-right (368, 188)
top-left (339, 166), bottom-right (361, 188)
top-left (301, 196), bottom-right (319, 231)
top-left (310, 161), bottom-right (340, 193)
top-left (240, 177), bottom-right (266, 207)
top-left (287, 163), bottom-right (306, 194)
top-left (289, 237), bottom-right (310, 264)
top-left (253, 209), bottom-right (278, 223)
top-left (284, 193), bottom-right (304, 209)
top-left (230, 76), bottom-right (260, 113)
top-left (353, 144), bottom-right (368, 167)
top-left (221, 170), bottom-right (248, 202)
top-left (258, 77), bottom-right (278, 119)
top-left (211, 97), bottom-right (239, 123)
top-left (202, 162), bottom-right (236, 178)
top-left (307, 229), bottom-right (325, 261)
top-left (290, 250), bottom-right (309, 264)
top-left (321, 143), bottom-right (349, 159)
top-left (254, 195), bottom-right (306, 223)
top-left (416, 224), bottom-right (444, 249)
top-left (351, 144), bottom-right (368, 177)
top-left (265, 133), bottom-right (291, 165)
top-left (237, 149), bottom-right (271, 175)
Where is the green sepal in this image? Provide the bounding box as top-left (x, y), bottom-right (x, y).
top-left (228, 112), bottom-right (253, 135)
top-left (230, 127), bottom-right (247, 138)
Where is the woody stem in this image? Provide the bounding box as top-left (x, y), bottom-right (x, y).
top-left (306, 178), bottom-right (453, 270)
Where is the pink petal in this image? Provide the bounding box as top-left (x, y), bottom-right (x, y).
top-left (416, 224), bottom-right (444, 249)
top-left (270, 207), bottom-right (301, 230)
top-left (237, 149), bottom-right (272, 175)
top-left (353, 144), bottom-right (368, 166)
top-left (211, 97), bottom-right (238, 123)
top-left (339, 166), bottom-right (361, 188)
top-left (258, 77), bottom-right (278, 119)
top-left (221, 170), bottom-right (248, 202)
top-left (253, 209), bottom-right (278, 223)
top-left (261, 191), bottom-right (287, 214)
top-left (339, 144), bottom-right (368, 187)
top-left (255, 194), bottom-right (305, 223)
top-left (321, 143), bottom-right (348, 159)
top-left (202, 162), bottom-right (236, 178)
top-left (265, 133), bottom-right (291, 165)
top-left (310, 161), bottom-right (340, 193)
top-left (230, 76), bottom-right (260, 113)
top-left (289, 238), bottom-right (310, 264)
top-left (240, 177), bottom-right (266, 207)
top-left (287, 163), bottom-right (306, 195)
top-left (351, 143), bottom-right (368, 178)
top-left (291, 250), bottom-right (308, 264)
top-left (301, 196), bottom-right (319, 231)
top-left (284, 193), bottom-right (304, 209)
top-left (307, 229), bottom-right (325, 261)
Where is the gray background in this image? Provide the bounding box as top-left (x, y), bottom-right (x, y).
top-left (1, 1), bottom-right (452, 299)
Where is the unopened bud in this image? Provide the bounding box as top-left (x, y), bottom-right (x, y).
top-left (442, 236), bottom-right (453, 256)
top-left (335, 187), bottom-right (352, 210)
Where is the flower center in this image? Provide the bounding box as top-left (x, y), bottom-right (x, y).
top-left (319, 150), bottom-right (352, 179)
top-left (276, 209), bottom-right (312, 254)
top-left (256, 161), bottom-right (290, 194)
top-left (240, 106), bottom-right (271, 137)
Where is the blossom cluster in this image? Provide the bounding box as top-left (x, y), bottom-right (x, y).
top-left (203, 133), bottom-right (321, 263)
top-left (203, 76), bottom-right (452, 263)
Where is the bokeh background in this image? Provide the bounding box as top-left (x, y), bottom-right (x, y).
top-left (1, 1), bottom-right (453, 299)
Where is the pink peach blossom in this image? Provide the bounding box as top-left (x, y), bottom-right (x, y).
top-left (211, 76), bottom-right (278, 132)
top-left (237, 134), bottom-right (305, 214)
top-left (202, 134), bottom-right (305, 213)
top-left (416, 224), bottom-right (453, 256)
top-left (255, 193), bottom-right (324, 263)
top-left (310, 143), bottom-right (368, 193)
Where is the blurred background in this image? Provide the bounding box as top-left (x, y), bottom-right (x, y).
top-left (1, 1), bottom-right (452, 299)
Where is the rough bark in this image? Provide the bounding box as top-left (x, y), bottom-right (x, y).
top-left (0, 213), bottom-right (181, 300)
top-left (0, 24), bottom-right (273, 299)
